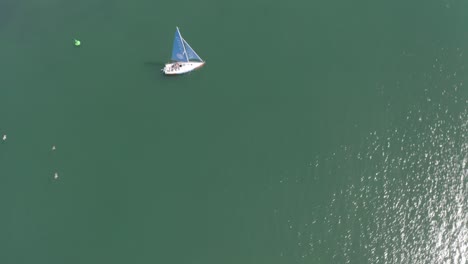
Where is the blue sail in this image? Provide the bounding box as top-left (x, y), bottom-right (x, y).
top-left (183, 39), bottom-right (203, 61)
top-left (171, 28), bottom-right (188, 62)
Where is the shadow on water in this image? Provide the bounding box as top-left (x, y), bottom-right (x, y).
top-left (143, 61), bottom-right (165, 79)
top-left (143, 61), bottom-right (180, 82)
top-left (144, 61), bottom-right (165, 69)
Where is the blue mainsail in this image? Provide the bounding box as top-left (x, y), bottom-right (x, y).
top-left (170, 27), bottom-right (203, 62)
top-left (171, 27), bottom-right (188, 62)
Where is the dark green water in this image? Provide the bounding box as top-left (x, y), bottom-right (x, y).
top-left (1, 0), bottom-right (467, 263)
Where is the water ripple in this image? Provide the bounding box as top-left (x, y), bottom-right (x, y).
top-left (272, 48), bottom-right (467, 263)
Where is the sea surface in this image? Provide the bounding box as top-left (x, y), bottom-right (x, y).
top-left (0, 0), bottom-right (467, 263)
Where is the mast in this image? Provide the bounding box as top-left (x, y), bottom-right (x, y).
top-left (176, 27), bottom-right (189, 62)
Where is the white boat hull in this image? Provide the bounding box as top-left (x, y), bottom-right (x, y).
top-left (162, 62), bottom-right (205, 75)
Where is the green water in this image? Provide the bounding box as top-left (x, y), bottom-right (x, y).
top-left (1, 0), bottom-right (467, 263)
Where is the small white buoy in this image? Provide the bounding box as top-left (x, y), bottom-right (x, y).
top-left (52, 145), bottom-right (56, 150)
top-left (54, 172), bottom-right (59, 179)
top-left (2, 135), bottom-right (6, 141)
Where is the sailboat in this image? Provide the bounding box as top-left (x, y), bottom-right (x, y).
top-left (162, 27), bottom-right (205, 75)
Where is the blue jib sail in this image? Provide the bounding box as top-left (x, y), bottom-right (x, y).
top-left (171, 28), bottom-right (188, 62)
top-left (183, 39), bottom-right (203, 61)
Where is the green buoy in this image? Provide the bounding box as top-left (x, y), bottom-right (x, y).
top-left (74, 39), bottom-right (81, 47)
